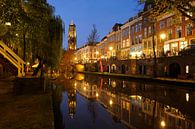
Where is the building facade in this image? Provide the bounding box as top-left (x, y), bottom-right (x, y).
top-left (74, 3), bottom-right (195, 78)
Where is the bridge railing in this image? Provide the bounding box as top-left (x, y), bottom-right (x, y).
top-left (0, 40), bottom-right (25, 77)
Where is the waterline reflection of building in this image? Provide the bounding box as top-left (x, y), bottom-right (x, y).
top-left (68, 88), bottom-right (76, 118)
top-left (76, 75), bottom-right (195, 129)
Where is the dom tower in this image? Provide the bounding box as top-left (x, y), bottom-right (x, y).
top-left (68, 21), bottom-right (77, 50)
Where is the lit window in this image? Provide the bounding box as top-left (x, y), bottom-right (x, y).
top-left (180, 41), bottom-right (188, 50)
top-left (186, 65), bottom-right (189, 74)
top-left (168, 29), bottom-right (172, 40)
top-left (164, 44), bottom-right (169, 53)
top-left (144, 28), bottom-right (147, 38)
top-left (148, 26), bottom-right (152, 35)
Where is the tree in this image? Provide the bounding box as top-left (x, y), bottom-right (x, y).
top-left (0, 0), bottom-right (64, 69)
top-left (87, 24), bottom-right (99, 44)
top-left (139, 0), bottom-right (195, 22)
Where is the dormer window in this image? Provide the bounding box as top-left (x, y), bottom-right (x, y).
top-left (147, 4), bottom-right (152, 10)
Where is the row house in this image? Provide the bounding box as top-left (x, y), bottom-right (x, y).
top-left (75, 44), bottom-right (97, 64)
top-left (74, 2), bottom-right (195, 76)
top-left (129, 14), bottom-right (143, 59)
top-left (120, 22), bottom-right (130, 60)
top-left (96, 23), bottom-right (122, 60)
top-left (156, 13), bottom-right (195, 57)
top-left (96, 36), bottom-right (107, 59)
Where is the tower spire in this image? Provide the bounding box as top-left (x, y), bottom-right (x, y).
top-left (68, 21), bottom-right (77, 50)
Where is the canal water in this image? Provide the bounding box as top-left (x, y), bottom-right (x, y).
top-left (52, 73), bottom-right (195, 129)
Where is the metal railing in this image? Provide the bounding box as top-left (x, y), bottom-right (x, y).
top-left (0, 40), bottom-right (25, 77)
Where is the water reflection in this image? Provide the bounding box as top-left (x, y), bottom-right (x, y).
top-left (53, 73), bottom-right (195, 129)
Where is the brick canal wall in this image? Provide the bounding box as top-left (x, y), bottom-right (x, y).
top-left (85, 55), bottom-right (195, 78)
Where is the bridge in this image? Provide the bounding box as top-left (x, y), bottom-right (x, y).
top-left (0, 40), bottom-right (25, 77)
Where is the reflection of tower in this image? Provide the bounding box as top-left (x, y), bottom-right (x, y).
top-left (68, 88), bottom-right (76, 118)
top-left (68, 21), bottom-right (77, 50)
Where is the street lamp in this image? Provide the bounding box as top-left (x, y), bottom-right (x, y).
top-left (160, 120), bottom-right (166, 128)
top-left (109, 46), bottom-right (113, 51)
top-left (160, 33), bottom-right (166, 40)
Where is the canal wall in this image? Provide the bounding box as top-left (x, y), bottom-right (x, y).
top-left (79, 71), bottom-right (195, 87)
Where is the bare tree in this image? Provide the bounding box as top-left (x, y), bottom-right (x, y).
top-left (87, 24), bottom-right (99, 44)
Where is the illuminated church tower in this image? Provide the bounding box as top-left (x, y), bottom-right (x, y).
top-left (68, 21), bottom-right (77, 50)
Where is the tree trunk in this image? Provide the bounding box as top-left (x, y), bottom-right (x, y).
top-left (23, 33), bottom-right (26, 62)
top-left (152, 22), bottom-right (157, 77)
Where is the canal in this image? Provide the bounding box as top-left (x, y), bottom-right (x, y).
top-left (52, 73), bottom-right (195, 129)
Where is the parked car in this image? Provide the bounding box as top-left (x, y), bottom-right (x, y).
top-left (178, 44), bottom-right (195, 56)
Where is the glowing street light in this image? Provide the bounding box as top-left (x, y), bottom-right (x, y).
top-left (96, 93), bottom-right (99, 97)
top-left (160, 120), bottom-right (166, 128)
top-left (109, 46), bottom-right (113, 51)
top-left (160, 33), bottom-right (166, 40)
top-left (186, 93), bottom-right (190, 102)
top-left (109, 100), bottom-right (113, 105)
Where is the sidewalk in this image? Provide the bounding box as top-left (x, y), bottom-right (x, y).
top-left (81, 71), bottom-right (195, 87)
top-left (0, 77), bottom-right (54, 129)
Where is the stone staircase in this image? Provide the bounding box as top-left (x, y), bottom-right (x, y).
top-left (0, 40), bottom-right (25, 77)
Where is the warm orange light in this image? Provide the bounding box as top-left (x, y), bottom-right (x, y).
top-left (109, 46), bottom-right (113, 51)
top-left (186, 93), bottom-right (189, 102)
top-left (109, 100), bottom-right (113, 105)
top-left (96, 93), bottom-right (99, 97)
top-left (160, 120), bottom-right (166, 127)
top-left (160, 33), bottom-right (166, 40)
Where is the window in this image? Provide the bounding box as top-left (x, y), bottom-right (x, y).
top-left (139, 23), bottom-right (142, 32)
top-left (148, 26), bottom-right (152, 35)
top-left (176, 26), bottom-right (182, 38)
top-left (160, 20), bottom-right (165, 29)
top-left (122, 40), bottom-right (125, 48)
top-left (131, 26), bottom-right (134, 33)
top-left (180, 41), bottom-right (188, 50)
top-left (164, 44), bottom-right (169, 53)
top-left (126, 39), bottom-right (129, 47)
top-left (167, 18), bottom-right (172, 27)
top-left (139, 35), bottom-right (142, 43)
top-left (186, 65), bottom-right (189, 74)
top-left (144, 28), bottom-right (147, 38)
top-left (135, 24), bottom-right (138, 32)
top-left (147, 4), bottom-right (152, 10)
top-left (171, 43), bottom-right (178, 55)
top-left (168, 29), bottom-right (172, 40)
top-left (186, 24), bottom-right (192, 36)
top-left (132, 36), bottom-right (135, 45)
top-left (136, 36), bottom-right (138, 44)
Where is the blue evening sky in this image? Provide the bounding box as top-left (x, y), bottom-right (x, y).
top-left (47, 0), bottom-right (143, 49)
